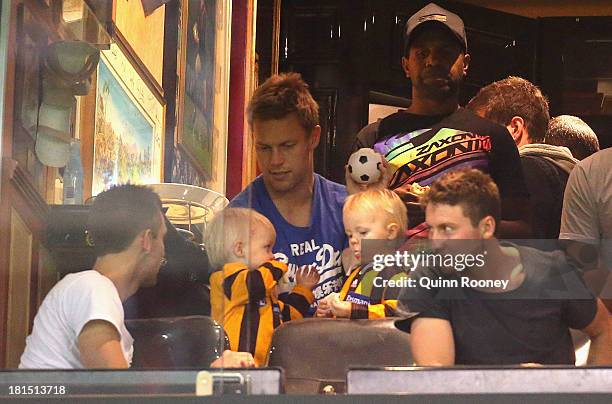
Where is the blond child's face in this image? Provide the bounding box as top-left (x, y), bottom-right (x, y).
top-left (243, 223), bottom-right (276, 269)
top-left (343, 208), bottom-right (398, 262)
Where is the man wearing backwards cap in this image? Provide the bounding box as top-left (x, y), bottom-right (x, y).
top-left (353, 3), bottom-right (531, 239)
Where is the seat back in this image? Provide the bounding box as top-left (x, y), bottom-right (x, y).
top-left (123, 280), bottom-right (211, 319)
top-left (268, 318), bottom-right (412, 394)
top-left (45, 205), bottom-right (213, 319)
top-left (126, 316), bottom-right (229, 368)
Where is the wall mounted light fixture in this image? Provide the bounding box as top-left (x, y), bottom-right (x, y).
top-left (35, 40), bottom-right (100, 167)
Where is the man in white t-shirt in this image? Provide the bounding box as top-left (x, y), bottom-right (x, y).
top-left (19, 184), bottom-right (255, 369)
top-left (20, 185), bottom-right (167, 368)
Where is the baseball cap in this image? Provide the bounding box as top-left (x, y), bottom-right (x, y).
top-left (405, 3), bottom-right (467, 52)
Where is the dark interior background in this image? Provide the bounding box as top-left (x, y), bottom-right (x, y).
top-left (256, 0), bottom-right (612, 184)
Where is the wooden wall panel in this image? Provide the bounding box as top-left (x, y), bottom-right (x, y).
top-left (0, 0), bottom-right (20, 369)
top-left (113, 0), bottom-right (165, 86)
top-left (6, 208), bottom-right (32, 368)
top-left (209, 0), bottom-right (232, 193)
top-left (37, 245), bottom-right (58, 307)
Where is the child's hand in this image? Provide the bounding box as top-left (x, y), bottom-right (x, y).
top-left (315, 293), bottom-right (338, 317)
top-left (210, 350), bottom-right (256, 368)
top-left (295, 265), bottom-right (320, 290)
top-left (315, 299), bottom-right (332, 317)
top-left (277, 271), bottom-right (294, 294)
top-left (327, 292), bottom-right (340, 303)
top-left (330, 298), bottom-right (352, 318)
top-left (271, 285), bottom-right (279, 300)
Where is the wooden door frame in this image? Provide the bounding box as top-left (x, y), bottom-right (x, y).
top-left (0, 0), bottom-right (20, 369)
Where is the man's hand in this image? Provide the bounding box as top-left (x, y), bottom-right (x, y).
top-left (295, 265), bottom-right (320, 290)
top-left (78, 320), bottom-right (128, 368)
top-left (330, 298), bottom-right (352, 318)
top-left (394, 182), bottom-right (429, 204)
top-left (210, 350), bottom-right (256, 368)
top-left (345, 154), bottom-right (391, 195)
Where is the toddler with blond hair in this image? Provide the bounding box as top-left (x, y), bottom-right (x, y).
top-left (317, 189), bottom-right (408, 319)
top-left (205, 208), bottom-right (319, 365)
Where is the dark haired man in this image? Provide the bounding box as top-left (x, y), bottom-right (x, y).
top-left (20, 185), bottom-right (254, 369)
top-left (230, 73), bottom-right (348, 306)
top-left (397, 169), bottom-right (611, 366)
top-left (545, 115), bottom-right (600, 161)
top-left (467, 76), bottom-right (578, 239)
top-left (354, 3), bottom-right (531, 239)
top-left (20, 185), bottom-right (166, 368)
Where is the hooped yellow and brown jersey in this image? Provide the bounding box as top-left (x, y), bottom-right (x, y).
top-left (338, 262), bottom-right (407, 319)
top-left (210, 260), bottom-right (314, 365)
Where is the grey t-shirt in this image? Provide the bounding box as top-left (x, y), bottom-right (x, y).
top-left (560, 148), bottom-right (612, 269)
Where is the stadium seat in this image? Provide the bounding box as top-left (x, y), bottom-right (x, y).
top-left (126, 316), bottom-right (229, 368)
top-left (268, 318), bottom-right (413, 394)
top-left (45, 204), bottom-right (212, 319)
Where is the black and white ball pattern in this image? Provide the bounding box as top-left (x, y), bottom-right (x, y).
top-left (347, 148), bottom-right (383, 184)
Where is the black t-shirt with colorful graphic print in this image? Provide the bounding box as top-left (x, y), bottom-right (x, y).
top-left (354, 108), bottom-right (529, 232)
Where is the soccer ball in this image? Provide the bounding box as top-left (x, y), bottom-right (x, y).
top-left (347, 148), bottom-right (383, 184)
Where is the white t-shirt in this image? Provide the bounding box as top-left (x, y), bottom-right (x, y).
top-left (19, 271), bottom-right (133, 369)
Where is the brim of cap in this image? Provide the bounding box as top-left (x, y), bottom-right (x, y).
top-left (406, 21), bottom-right (467, 52)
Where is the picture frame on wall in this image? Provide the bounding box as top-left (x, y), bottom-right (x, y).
top-left (175, 0), bottom-right (231, 194)
top-left (90, 41), bottom-right (165, 196)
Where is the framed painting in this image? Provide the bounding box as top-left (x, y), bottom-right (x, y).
top-left (91, 42), bottom-right (165, 196)
top-left (175, 0), bottom-right (231, 193)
